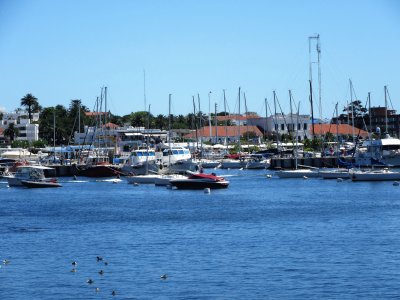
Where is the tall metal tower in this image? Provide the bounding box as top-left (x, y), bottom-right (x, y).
top-left (308, 34), bottom-right (322, 122)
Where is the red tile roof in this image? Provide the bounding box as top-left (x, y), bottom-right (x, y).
top-left (184, 126), bottom-right (263, 138)
top-left (312, 124), bottom-right (368, 137)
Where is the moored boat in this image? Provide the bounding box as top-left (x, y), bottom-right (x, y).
top-left (169, 172), bottom-right (229, 189)
top-left (4, 165), bottom-right (57, 187)
top-left (351, 168), bottom-right (400, 181)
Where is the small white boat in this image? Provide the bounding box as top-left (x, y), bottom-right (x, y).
top-left (276, 168), bottom-right (319, 178)
top-left (351, 168), bottom-right (400, 181)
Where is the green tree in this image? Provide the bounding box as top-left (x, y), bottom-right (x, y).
top-left (3, 123), bottom-right (19, 143)
top-left (20, 93), bottom-right (40, 122)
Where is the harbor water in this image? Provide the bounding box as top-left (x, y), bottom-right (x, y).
top-left (0, 169), bottom-right (399, 299)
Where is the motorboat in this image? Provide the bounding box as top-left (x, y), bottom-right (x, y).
top-left (21, 179), bottom-right (62, 188)
top-left (276, 168), bottom-right (319, 179)
top-left (351, 168), bottom-right (400, 181)
top-left (169, 172), bottom-right (229, 189)
top-left (4, 165), bottom-right (57, 187)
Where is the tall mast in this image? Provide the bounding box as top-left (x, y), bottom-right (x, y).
top-left (264, 98), bottom-right (268, 138)
top-left (289, 90), bottom-right (294, 141)
top-left (295, 102), bottom-right (300, 169)
top-left (168, 94), bottom-right (172, 167)
top-left (143, 70), bottom-right (147, 112)
top-left (309, 34), bottom-right (322, 122)
top-left (197, 94), bottom-right (203, 153)
top-left (78, 100), bottom-right (81, 146)
top-left (214, 102), bottom-right (218, 144)
top-left (208, 91), bottom-right (212, 142)
top-left (309, 80), bottom-right (315, 141)
top-left (384, 85), bottom-right (388, 134)
top-left (244, 92), bottom-right (249, 152)
top-left (273, 90), bottom-right (280, 147)
top-left (238, 87), bottom-right (241, 152)
top-left (350, 79), bottom-right (355, 143)
top-left (53, 108), bottom-right (56, 163)
top-left (145, 104), bottom-right (150, 175)
top-left (192, 96), bottom-right (198, 152)
top-left (223, 90), bottom-right (228, 145)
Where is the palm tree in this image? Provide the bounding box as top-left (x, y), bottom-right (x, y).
top-left (20, 93), bottom-right (39, 122)
top-left (3, 123), bottom-right (19, 143)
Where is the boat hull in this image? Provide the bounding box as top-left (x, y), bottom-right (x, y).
top-left (170, 179), bottom-right (229, 189)
top-left (276, 169), bottom-right (319, 178)
top-left (21, 180), bottom-right (62, 188)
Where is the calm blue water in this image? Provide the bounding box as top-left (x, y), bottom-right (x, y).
top-left (0, 169), bottom-right (399, 299)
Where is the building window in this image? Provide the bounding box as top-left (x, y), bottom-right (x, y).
top-left (281, 124), bottom-right (285, 131)
top-left (298, 123), bottom-right (301, 130)
top-left (303, 123), bottom-right (307, 130)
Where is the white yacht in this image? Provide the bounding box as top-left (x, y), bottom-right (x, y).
top-left (4, 165), bottom-right (56, 187)
top-left (355, 135), bottom-right (400, 167)
top-left (121, 149), bottom-right (159, 175)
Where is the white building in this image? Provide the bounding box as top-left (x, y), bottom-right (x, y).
top-left (0, 111), bottom-right (39, 142)
top-left (248, 114), bottom-right (312, 141)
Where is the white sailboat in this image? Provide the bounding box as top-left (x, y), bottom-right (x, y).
top-left (351, 168), bottom-right (400, 181)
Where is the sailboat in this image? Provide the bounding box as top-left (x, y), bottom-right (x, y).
top-left (220, 87), bottom-right (248, 169)
top-left (74, 88), bottom-right (120, 177)
top-left (276, 97), bottom-right (319, 179)
top-left (355, 86), bottom-right (400, 167)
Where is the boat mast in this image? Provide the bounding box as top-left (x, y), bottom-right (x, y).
top-left (384, 85), bottom-right (388, 134)
top-left (53, 108), bottom-right (56, 163)
top-left (350, 79), bottom-right (355, 143)
top-left (223, 90), bottom-right (228, 146)
top-left (289, 90), bottom-right (294, 142)
top-left (273, 91), bottom-right (280, 149)
top-left (244, 92), bottom-right (249, 153)
top-left (192, 96), bottom-right (198, 153)
top-left (143, 70), bottom-right (147, 112)
top-left (309, 34), bottom-right (322, 122)
top-left (295, 102), bottom-right (300, 169)
top-left (145, 104), bottom-right (150, 175)
top-left (238, 87), bottom-right (241, 154)
top-left (208, 91), bottom-right (212, 143)
top-left (197, 94), bottom-right (203, 155)
top-left (335, 102), bottom-right (339, 163)
top-left (264, 98), bottom-right (268, 139)
top-left (309, 80), bottom-right (315, 142)
top-left (214, 102), bottom-right (218, 144)
top-left (168, 94), bottom-right (172, 167)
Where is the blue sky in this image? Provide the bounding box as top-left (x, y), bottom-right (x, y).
top-left (0, 0), bottom-right (399, 119)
